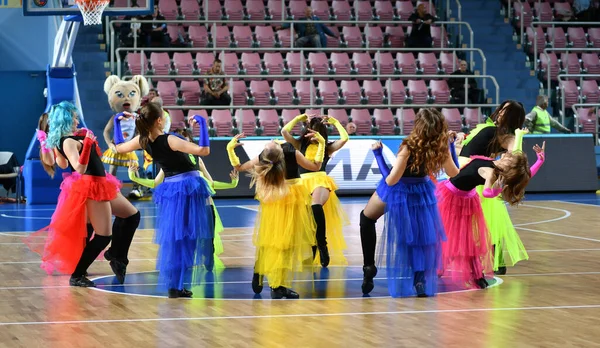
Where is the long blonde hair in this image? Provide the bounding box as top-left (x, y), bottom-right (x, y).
top-left (249, 145), bottom-right (288, 202)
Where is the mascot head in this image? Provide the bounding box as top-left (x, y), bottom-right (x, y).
top-left (104, 75), bottom-right (149, 113)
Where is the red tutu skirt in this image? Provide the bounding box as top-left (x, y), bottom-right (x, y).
top-left (25, 172), bottom-right (121, 275)
top-left (436, 180), bottom-right (493, 288)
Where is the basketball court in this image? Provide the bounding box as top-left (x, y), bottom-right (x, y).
top-left (0, 194), bottom-right (599, 346)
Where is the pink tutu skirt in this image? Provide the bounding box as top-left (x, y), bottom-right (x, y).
top-left (436, 180), bottom-right (493, 288)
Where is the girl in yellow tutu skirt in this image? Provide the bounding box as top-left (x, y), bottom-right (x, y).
top-left (281, 114), bottom-right (349, 268)
top-left (226, 132), bottom-right (325, 299)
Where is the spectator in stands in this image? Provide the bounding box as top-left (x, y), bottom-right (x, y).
top-left (140, 5), bottom-right (170, 47)
top-left (142, 88), bottom-right (159, 107)
top-left (449, 60), bottom-right (479, 104)
top-left (202, 59), bottom-right (232, 106)
top-left (277, 7), bottom-right (337, 49)
top-left (406, 4), bottom-right (435, 52)
top-left (524, 95), bottom-right (572, 134)
top-left (574, 0), bottom-right (591, 15)
top-left (346, 122), bottom-right (357, 136)
top-left (577, 0), bottom-right (600, 24)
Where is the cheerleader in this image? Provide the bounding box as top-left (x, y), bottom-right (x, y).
top-left (114, 102), bottom-right (213, 298)
top-left (437, 148), bottom-right (533, 289)
top-left (226, 132), bottom-right (324, 299)
top-left (34, 110), bottom-right (141, 285)
top-left (359, 108), bottom-right (459, 297)
top-left (281, 114), bottom-right (349, 267)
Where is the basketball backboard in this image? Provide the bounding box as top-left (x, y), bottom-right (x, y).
top-left (23, 0), bottom-right (153, 17)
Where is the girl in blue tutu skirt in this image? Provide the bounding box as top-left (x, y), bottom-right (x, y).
top-left (359, 108), bottom-right (460, 298)
top-left (115, 102), bottom-right (213, 298)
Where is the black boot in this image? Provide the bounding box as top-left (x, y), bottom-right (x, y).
top-left (312, 204), bottom-right (329, 268)
top-left (106, 211), bottom-right (140, 284)
top-left (71, 234), bottom-right (111, 287)
top-left (362, 265), bottom-right (378, 294)
top-left (494, 266), bottom-right (507, 275)
top-left (414, 271), bottom-right (427, 297)
top-left (360, 210), bottom-right (378, 294)
top-left (252, 273), bottom-right (264, 294)
top-left (270, 286), bottom-right (299, 299)
top-left (168, 288), bottom-right (193, 298)
top-left (86, 223), bottom-right (94, 243)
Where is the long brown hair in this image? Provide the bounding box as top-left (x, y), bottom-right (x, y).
top-left (494, 152), bottom-right (531, 205)
top-left (401, 108), bottom-right (450, 175)
top-left (136, 102), bottom-right (163, 149)
top-left (249, 144), bottom-right (288, 202)
top-left (38, 113), bottom-right (56, 178)
top-left (299, 117), bottom-right (329, 147)
top-left (488, 100), bottom-right (525, 157)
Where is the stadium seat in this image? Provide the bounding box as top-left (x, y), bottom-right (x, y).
top-left (272, 80), bottom-right (294, 105)
top-left (396, 53), bottom-right (417, 75)
top-left (582, 53), bottom-right (600, 75)
top-left (364, 25), bottom-right (384, 48)
top-left (559, 80), bottom-right (579, 108)
top-left (317, 80), bottom-right (340, 105)
top-left (353, 52), bottom-right (375, 75)
top-left (332, 0), bottom-right (352, 21)
top-left (567, 27), bottom-right (588, 49)
top-left (189, 25), bottom-right (209, 47)
top-left (363, 80), bottom-right (384, 105)
top-left (397, 108), bottom-right (415, 134)
top-left (417, 52), bottom-right (438, 75)
top-left (234, 109), bottom-right (257, 135)
top-left (157, 81), bottom-right (178, 106)
top-left (373, 108), bottom-right (397, 135)
top-left (254, 25), bottom-right (277, 48)
top-left (560, 53), bottom-right (581, 75)
top-left (240, 52), bottom-right (262, 75)
top-left (257, 109), bottom-right (280, 135)
top-left (281, 109), bottom-right (303, 134)
top-left (212, 110), bottom-right (234, 136)
top-left (340, 80), bottom-right (362, 105)
top-left (224, 0), bottom-right (244, 21)
top-left (246, 0), bottom-right (266, 20)
top-left (386, 79), bottom-right (406, 104)
top-left (331, 52), bottom-right (352, 77)
top-left (441, 108), bottom-right (463, 132)
top-left (180, 80), bottom-right (201, 105)
top-left (350, 109), bottom-right (373, 135)
top-left (407, 80), bottom-right (428, 104)
top-left (232, 26), bottom-right (253, 48)
top-left (327, 109), bottom-right (349, 134)
top-left (173, 52), bottom-right (195, 77)
top-left (249, 80), bottom-right (272, 105)
top-left (581, 80), bottom-right (600, 104)
top-left (264, 52), bottom-right (285, 78)
top-left (430, 80), bottom-right (451, 104)
top-left (295, 80), bottom-right (315, 105)
top-left (464, 107), bottom-right (482, 129)
top-left (195, 52), bottom-right (215, 73)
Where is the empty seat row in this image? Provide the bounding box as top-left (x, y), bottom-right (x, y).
top-left (513, 0), bottom-right (574, 27)
top-left (557, 79), bottom-right (600, 107)
top-left (574, 107), bottom-right (599, 135)
top-left (537, 52), bottom-right (600, 82)
top-left (525, 27), bottom-right (600, 54)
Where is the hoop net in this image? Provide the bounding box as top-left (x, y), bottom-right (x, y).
top-left (75, 0), bottom-right (109, 25)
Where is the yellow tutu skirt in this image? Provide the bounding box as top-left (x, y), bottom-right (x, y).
top-left (300, 172), bottom-right (349, 266)
top-left (102, 149), bottom-right (138, 167)
top-left (253, 179), bottom-right (316, 288)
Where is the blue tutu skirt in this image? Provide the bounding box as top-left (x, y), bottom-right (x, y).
top-left (153, 171), bottom-right (214, 290)
top-left (376, 176), bottom-right (446, 297)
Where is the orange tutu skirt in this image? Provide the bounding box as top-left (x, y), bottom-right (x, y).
top-left (25, 172), bottom-right (121, 275)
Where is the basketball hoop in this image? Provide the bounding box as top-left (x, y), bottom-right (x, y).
top-left (75, 0), bottom-right (109, 25)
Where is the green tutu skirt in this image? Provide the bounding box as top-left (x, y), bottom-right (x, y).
top-left (476, 186), bottom-right (529, 270)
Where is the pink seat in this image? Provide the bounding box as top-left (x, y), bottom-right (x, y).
top-left (212, 110), bottom-right (234, 137)
top-left (417, 52), bottom-right (438, 75)
top-left (533, 1), bottom-right (552, 22)
top-left (187, 110), bottom-right (208, 137)
top-left (195, 52), bottom-right (215, 73)
top-left (350, 109), bottom-right (373, 135)
top-left (254, 25), bottom-right (276, 48)
top-left (126, 53), bottom-right (148, 75)
top-left (539, 52), bottom-right (560, 82)
top-left (430, 26), bottom-right (447, 48)
top-left (180, 80), bottom-right (201, 105)
top-left (288, 1), bottom-right (308, 19)
top-left (331, 52), bottom-right (351, 77)
top-left (340, 80), bottom-right (362, 105)
top-left (264, 52), bottom-right (285, 78)
top-left (180, 0), bottom-right (200, 20)
top-left (342, 26), bottom-right (364, 48)
top-left (375, 52), bottom-right (395, 75)
top-left (157, 81), bottom-right (178, 106)
top-left (232, 26), bottom-right (253, 48)
top-left (246, 0), bottom-right (266, 20)
top-left (267, 0), bottom-right (283, 20)
top-left (206, 0), bottom-right (222, 20)
top-left (231, 80), bottom-right (248, 105)
top-left (326, 26), bottom-right (341, 48)
top-left (588, 28), bottom-right (600, 48)
top-left (281, 109), bottom-right (303, 134)
top-left (273, 80), bottom-right (294, 105)
top-left (373, 109), bottom-right (396, 135)
top-left (286, 52), bottom-right (303, 75)
top-left (170, 109), bottom-right (185, 125)
top-left (311, 0), bottom-right (330, 18)
top-left (407, 80), bottom-right (428, 104)
top-left (526, 27), bottom-right (546, 54)
top-left (581, 80), bottom-right (600, 104)
top-left (212, 25), bottom-right (231, 48)
top-left (363, 80), bottom-right (384, 105)
top-left (560, 80), bottom-right (578, 107)
top-left (308, 52), bottom-right (329, 75)
top-left (354, 0), bottom-right (374, 21)
top-left (430, 80), bottom-right (451, 104)
top-left (576, 108), bottom-right (598, 134)
top-left (150, 53), bottom-right (171, 77)
top-left (189, 25), bottom-right (209, 48)
top-left (395, 1), bottom-right (414, 20)
top-left (277, 28), bottom-right (292, 47)
top-left (304, 108), bottom-right (322, 116)
top-left (386, 79), bottom-right (406, 104)
top-left (353, 52), bottom-right (374, 75)
top-left (560, 53), bottom-right (581, 75)
top-left (547, 27), bottom-right (567, 49)
top-left (513, 1), bottom-right (532, 30)
top-left (364, 26), bottom-right (384, 48)
top-left (234, 109), bottom-right (257, 135)
top-left (582, 53), bottom-right (600, 75)
top-left (397, 108), bottom-right (415, 134)
top-left (441, 108), bottom-right (462, 132)
top-left (464, 107), bottom-right (481, 129)
top-left (224, 0), bottom-right (244, 20)
top-left (396, 53), bottom-right (417, 75)
top-left (439, 52), bottom-right (459, 73)
top-left (158, 0), bottom-right (177, 20)
top-left (385, 26), bottom-right (405, 47)
top-left (166, 25), bottom-right (180, 43)
top-left (332, 0), bottom-right (352, 21)
top-left (295, 80), bottom-right (315, 105)
top-left (258, 109), bottom-right (280, 136)
top-left (240, 53), bottom-right (262, 75)
top-left (173, 52), bottom-right (194, 77)
top-left (567, 27), bottom-right (588, 49)
top-left (318, 80), bottom-right (340, 105)
top-left (327, 109), bottom-right (349, 134)
top-left (220, 52), bottom-right (239, 76)
top-left (249, 80), bottom-right (272, 106)
top-left (375, 1), bottom-right (395, 21)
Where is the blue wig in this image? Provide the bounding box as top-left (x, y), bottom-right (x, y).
top-left (47, 101), bottom-right (79, 149)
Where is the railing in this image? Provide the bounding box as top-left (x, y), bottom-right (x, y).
top-left (571, 103), bottom-right (599, 143)
top-left (120, 72), bottom-right (499, 108)
top-left (557, 74), bottom-right (600, 121)
top-left (109, 19), bottom-right (475, 73)
top-left (532, 22), bottom-right (600, 70)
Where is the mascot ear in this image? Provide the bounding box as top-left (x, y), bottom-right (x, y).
top-left (104, 75), bottom-right (122, 95)
top-left (131, 75), bottom-right (150, 97)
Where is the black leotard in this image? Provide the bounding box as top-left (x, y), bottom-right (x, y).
top-left (145, 134), bottom-right (196, 177)
top-left (449, 158), bottom-right (496, 191)
top-left (57, 136), bottom-right (105, 177)
top-left (459, 126), bottom-right (497, 157)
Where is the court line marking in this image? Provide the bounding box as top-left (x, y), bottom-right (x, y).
top-left (516, 227), bottom-right (600, 243)
top-left (553, 200), bottom-right (600, 208)
top-left (513, 204), bottom-right (571, 226)
top-left (0, 204), bottom-right (260, 213)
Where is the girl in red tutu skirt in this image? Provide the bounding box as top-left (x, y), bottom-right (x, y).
top-left (437, 151), bottom-right (532, 289)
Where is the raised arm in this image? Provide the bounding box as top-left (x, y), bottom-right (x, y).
top-left (281, 113), bottom-right (307, 150)
top-left (444, 141), bottom-right (460, 177)
top-left (171, 115), bottom-right (210, 157)
top-left (295, 129), bottom-right (326, 171)
top-left (324, 115), bottom-right (348, 155)
top-left (372, 141), bottom-right (391, 178)
top-left (550, 117), bottom-right (572, 134)
top-left (62, 132), bottom-right (96, 175)
top-left (482, 170), bottom-right (502, 198)
top-left (529, 142), bottom-right (546, 178)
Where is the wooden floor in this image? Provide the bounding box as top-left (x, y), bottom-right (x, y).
top-left (1, 195), bottom-right (600, 347)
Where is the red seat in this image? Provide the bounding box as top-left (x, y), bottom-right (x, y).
top-left (288, 1), bottom-right (308, 19)
top-left (364, 25), bottom-right (384, 48)
top-left (189, 25), bottom-right (209, 48)
top-left (240, 52), bottom-right (262, 75)
top-left (353, 52), bottom-right (374, 75)
top-left (180, 0), bottom-right (200, 20)
top-left (395, 1), bottom-right (414, 20)
top-left (567, 27), bottom-right (588, 49)
top-left (375, 1), bottom-right (395, 21)
top-left (212, 25), bottom-right (231, 48)
top-left (249, 80), bottom-right (272, 106)
top-left (267, 0), bottom-right (283, 20)
top-left (264, 52), bottom-right (285, 79)
top-left (295, 80), bottom-right (315, 105)
top-left (354, 0), bottom-right (374, 21)
top-left (126, 53), bottom-right (148, 75)
top-left (373, 109), bottom-right (396, 135)
top-left (375, 52), bottom-right (395, 75)
top-left (385, 26), bottom-right (405, 47)
top-left (150, 53), bottom-right (171, 77)
top-left (560, 53), bottom-right (581, 75)
top-left (308, 52), bottom-right (329, 76)
top-left (254, 25), bottom-right (276, 48)
top-left (224, 0), bottom-right (244, 21)
top-left (588, 28), bottom-right (600, 48)
top-left (439, 52), bottom-right (459, 73)
top-left (386, 79), bottom-right (406, 105)
top-left (232, 26), bottom-right (253, 48)
top-left (340, 80), bottom-right (362, 105)
top-left (234, 109), bottom-right (257, 135)
top-left (417, 52), bottom-right (438, 75)
top-left (407, 80), bottom-right (429, 104)
top-left (396, 53), bottom-right (417, 75)
top-left (212, 110), bottom-right (234, 137)
top-left (318, 80), bottom-right (340, 105)
top-left (231, 80), bottom-right (248, 105)
top-left (363, 80), bottom-right (384, 105)
top-left (246, 0), bottom-right (266, 20)
top-left (273, 80), bottom-right (294, 105)
top-left (187, 110), bottom-right (208, 137)
top-left (581, 80), bottom-right (600, 104)
top-left (173, 52), bottom-right (194, 77)
top-left (559, 80), bottom-right (578, 108)
top-left (331, 52), bottom-right (351, 77)
top-left (342, 26), bottom-right (364, 48)
top-left (576, 108), bottom-right (598, 134)
top-left (430, 80), bottom-right (451, 104)
top-left (464, 107), bottom-right (481, 129)
top-left (258, 109), bottom-right (280, 136)
top-left (332, 0), bottom-right (352, 21)
top-left (157, 81), bottom-right (177, 106)
top-left (441, 108), bottom-right (462, 132)
top-left (582, 53), bottom-right (600, 75)
top-left (397, 108), bottom-right (415, 134)
top-left (219, 52), bottom-right (239, 76)
top-left (180, 80), bottom-right (201, 105)
top-left (195, 52), bottom-right (215, 74)
top-left (311, 0), bottom-right (330, 18)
